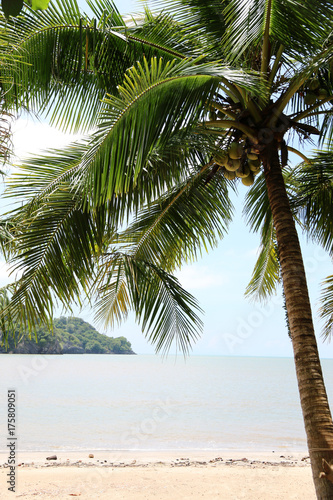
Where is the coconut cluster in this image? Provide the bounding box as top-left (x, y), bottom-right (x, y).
top-left (213, 141), bottom-right (261, 186)
top-left (304, 78), bottom-right (328, 106)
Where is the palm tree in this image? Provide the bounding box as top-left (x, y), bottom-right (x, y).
top-left (2, 1), bottom-right (333, 497)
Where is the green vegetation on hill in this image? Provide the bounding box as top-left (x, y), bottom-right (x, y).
top-left (0, 317), bottom-right (135, 354)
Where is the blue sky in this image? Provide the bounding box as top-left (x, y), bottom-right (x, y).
top-left (3, 0), bottom-right (333, 359)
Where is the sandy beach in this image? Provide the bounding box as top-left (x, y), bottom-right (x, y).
top-left (0, 450), bottom-right (316, 499)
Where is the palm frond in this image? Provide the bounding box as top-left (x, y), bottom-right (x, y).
top-left (86, 0), bottom-right (125, 25)
top-left (320, 275), bottom-right (333, 340)
top-left (121, 162), bottom-right (233, 272)
top-left (243, 172), bottom-right (271, 238)
top-left (3, 131), bottom-right (213, 350)
top-left (77, 55), bottom-right (263, 208)
top-left (147, 0), bottom-right (228, 57)
top-left (0, 285), bottom-right (17, 343)
top-left (0, 219), bottom-right (18, 258)
top-left (91, 157), bottom-right (232, 352)
top-left (0, 190), bottom-right (100, 334)
top-left (1, 0), bottom-right (127, 131)
top-left (245, 224), bottom-right (280, 301)
top-left (127, 9), bottom-right (200, 59)
top-left (95, 253), bottom-right (203, 355)
top-left (243, 172), bottom-right (280, 300)
top-left (223, 0), bottom-right (333, 64)
top-left (290, 151), bottom-right (333, 255)
top-left (1, 0), bottom-right (186, 132)
top-left (5, 139), bottom-right (90, 203)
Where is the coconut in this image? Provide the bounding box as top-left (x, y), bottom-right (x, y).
top-left (248, 159), bottom-right (260, 170)
top-left (241, 172), bottom-right (255, 186)
top-left (252, 167), bottom-right (261, 176)
top-left (318, 88), bottom-right (328, 100)
top-left (223, 169), bottom-right (236, 180)
top-left (247, 152), bottom-right (258, 160)
top-left (228, 142), bottom-right (243, 159)
top-left (232, 159), bottom-right (241, 169)
top-left (308, 78), bottom-right (320, 91)
top-left (225, 159), bottom-right (240, 171)
top-left (236, 164), bottom-right (250, 178)
top-left (214, 152), bottom-right (228, 166)
top-left (249, 162), bottom-right (260, 172)
top-left (304, 93), bottom-right (317, 105)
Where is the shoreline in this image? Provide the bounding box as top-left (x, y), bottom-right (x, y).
top-left (0, 448), bottom-right (311, 466)
top-left (0, 450), bottom-right (315, 499)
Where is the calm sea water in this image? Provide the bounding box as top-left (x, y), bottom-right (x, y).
top-left (1, 354), bottom-right (333, 453)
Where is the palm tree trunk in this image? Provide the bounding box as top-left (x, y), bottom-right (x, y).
top-left (262, 140), bottom-right (333, 499)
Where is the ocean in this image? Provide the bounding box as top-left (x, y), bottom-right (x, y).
top-left (1, 354), bottom-right (333, 453)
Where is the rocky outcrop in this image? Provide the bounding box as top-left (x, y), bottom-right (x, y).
top-left (14, 341), bottom-right (40, 354)
top-left (62, 344), bottom-right (85, 354)
top-left (1, 337), bottom-right (63, 354)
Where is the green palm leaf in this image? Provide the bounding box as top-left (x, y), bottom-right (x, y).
top-left (245, 222), bottom-right (280, 301)
top-left (95, 252), bottom-right (203, 354)
top-left (78, 55), bottom-right (262, 206)
top-left (122, 163), bottom-right (233, 271)
top-left (320, 275), bottom-right (333, 339)
top-left (0, 188), bottom-right (100, 336)
top-left (223, 0), bottom-right (333, 63)
top-left (291, 151), bottom-right (333, 255)
top-left (243, 172), bottom-right (280, 300)
top-left (147, 0), bottom-right (228, 57)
